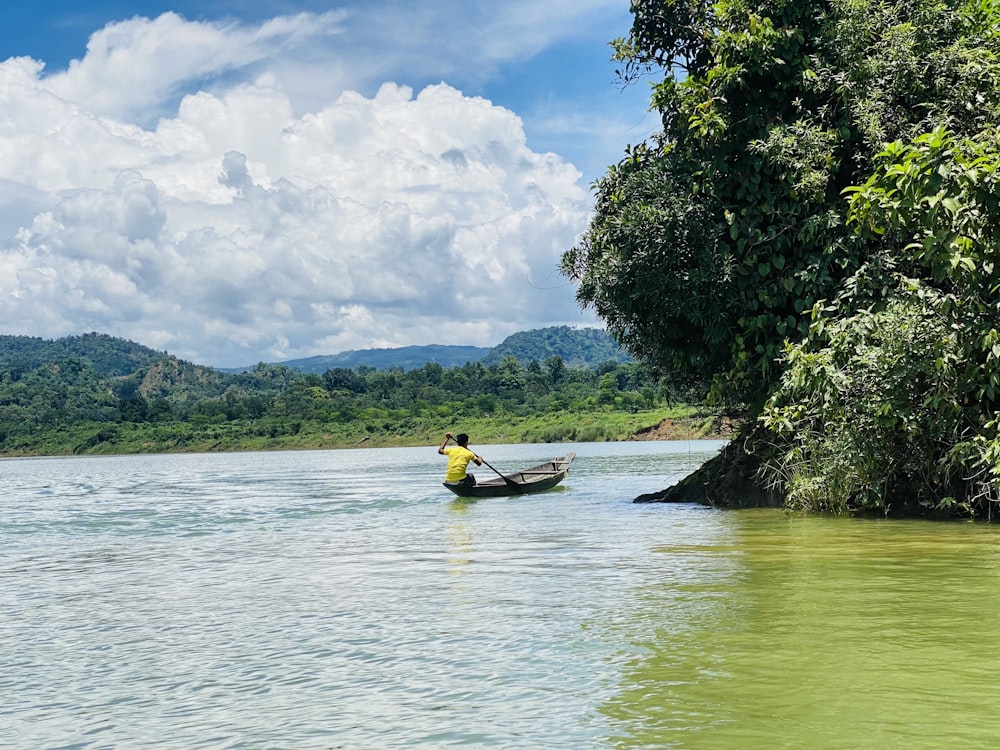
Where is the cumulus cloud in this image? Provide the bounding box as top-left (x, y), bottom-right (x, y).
top-left (0, 14), bottom-right (595, 367)
top-left (45, 11), bottom-right (349, 123)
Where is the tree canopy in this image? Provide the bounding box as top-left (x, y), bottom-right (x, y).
top-left (564, 0), bottom-right (1000, 514)
top-left (564, 0), bottom-right (1000, 401)
top-left (762, 126), bottom-right (1000, 514)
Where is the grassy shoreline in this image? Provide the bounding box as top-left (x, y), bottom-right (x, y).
top-left (0, 407), bottom-right (734, 458)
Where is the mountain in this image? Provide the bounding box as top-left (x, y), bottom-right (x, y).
top-left (264, 327), bottom-right (629, 372)
top-left (0, 333), bottom-right (167, 376)
top-left (481, 326), bottom-right (630, 368)
top-left (1, 326), bottom-right (630, 379)
top-left (268, 344), bottom-right (491, 374)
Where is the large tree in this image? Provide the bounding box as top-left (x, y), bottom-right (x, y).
top-left (563, 0), bottom-right (1000, 508)
top-left (761, 127), bottom-right (1000, 515)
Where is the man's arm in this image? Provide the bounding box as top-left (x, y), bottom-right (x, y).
top-left (438, 432), bottom-right (453, 455)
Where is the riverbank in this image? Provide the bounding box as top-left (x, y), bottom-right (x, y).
top-left (0, 407), bottom-right (735, 457)
top-left (629, 414), bottom-right (737, 442)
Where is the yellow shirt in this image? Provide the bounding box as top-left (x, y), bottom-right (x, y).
top-left (443, 445), bottom-right (477, 482)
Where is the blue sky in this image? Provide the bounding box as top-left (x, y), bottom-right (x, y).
top-left (0, 1), bottom-right (658, 366)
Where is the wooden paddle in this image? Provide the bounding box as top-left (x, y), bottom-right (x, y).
top-left (447, 435), bottom-right (519, 489)
top-left (479, 457), bottom-right (520, 489)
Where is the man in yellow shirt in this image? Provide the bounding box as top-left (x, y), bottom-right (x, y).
top-left (438, 432), bottom-right (483, 487)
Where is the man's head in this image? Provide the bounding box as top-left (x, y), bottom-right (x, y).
top-left (456, 433), bottom-right (469, 446)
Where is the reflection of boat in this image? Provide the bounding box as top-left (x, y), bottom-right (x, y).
top-left (443, 453), bottom-right (576, 498)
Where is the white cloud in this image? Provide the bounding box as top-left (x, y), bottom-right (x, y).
top-left (0, 15), bottom-right (597, 367)
top-left (299, 0), bottom-right (628, 91)
top-left (45, 11), bottom-right (348, 123)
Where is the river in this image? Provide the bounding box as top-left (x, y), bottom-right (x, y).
top-left (2, 441), bottom-right (998, 748)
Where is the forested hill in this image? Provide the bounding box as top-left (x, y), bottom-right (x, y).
top-left (270, 345), bottom-right (491, 374)
top-left (0, 333), bottom-right (167, 376)
top-left (253, 326), bottom-right (629, 372)
top-left (0, 327), bottom-right (681, 458)
top-left (482, 326), bottom-right (629, 367)
top-left (0, 326), bottom-right (628, 377)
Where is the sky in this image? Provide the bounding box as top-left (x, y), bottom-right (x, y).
top-left (0, 1), bottom-right (660, 367)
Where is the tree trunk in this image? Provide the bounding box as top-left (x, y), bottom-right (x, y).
top-left (634, 426), bottom-right (784, 507)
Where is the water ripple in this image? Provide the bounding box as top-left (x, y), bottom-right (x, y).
top-left (4, 444), bottom-right (999, 748)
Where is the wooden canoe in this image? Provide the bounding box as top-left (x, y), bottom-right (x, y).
top-left (443, 452), bottom-right (576, 498)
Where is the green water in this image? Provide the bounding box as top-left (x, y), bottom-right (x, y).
top-left (2, 443), bottom-right (998, 748)
top-left (602, 511), bottom-right (1000, 749)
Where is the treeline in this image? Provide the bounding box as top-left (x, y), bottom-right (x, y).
top-left (0, 353), bottom-right (699, 455)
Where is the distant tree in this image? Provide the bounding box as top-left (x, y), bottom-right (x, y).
top-left (597, 372), bottom-right (619, 405)
top-left (324, 368), bottom-right (366, 394)
top-left (147, 398), bottom-right (174, 422)
top-left (118, 392), bottom-right (150, 423)
top-left (545, 355), bottom-right (566, 384)
top-left (496, 356), bottom-right (527, 393)
top-left (243, 396), bottom-right (267, 420)
top-left (420, 362), bottom-right (444, 385)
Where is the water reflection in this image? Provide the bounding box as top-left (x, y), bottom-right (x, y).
top-left (446, 502), bottom-right (476, 570)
